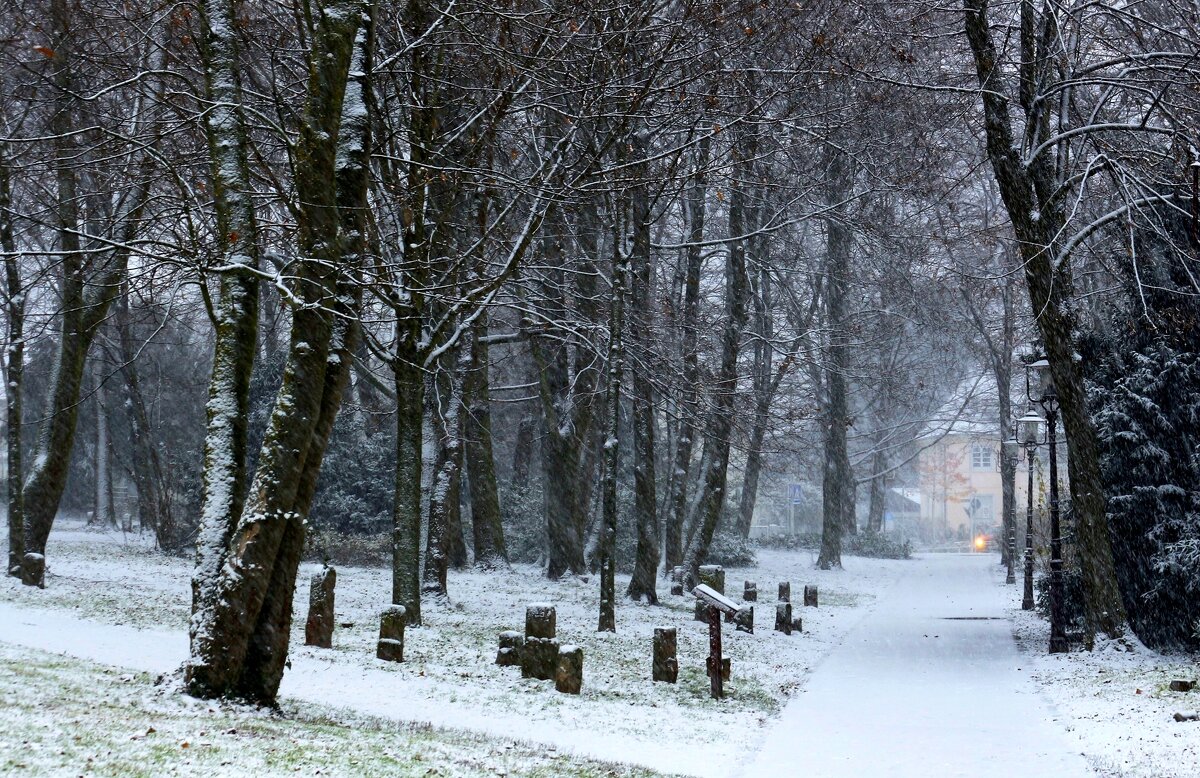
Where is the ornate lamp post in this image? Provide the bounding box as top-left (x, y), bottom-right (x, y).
top-left (1026, 357), bottom-right (1068, 653)
top-left (1002, 434), bottom-right (1019, 585)
top-left (1016, 408), bottom-right (1045, 610)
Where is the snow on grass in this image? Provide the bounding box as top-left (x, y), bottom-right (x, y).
top-left (0, 642), bottom-right (660, 777)
top-left (1, 519), bottom-right (909, 775)
top-left (1012, 606), bottom-right (1200, 777)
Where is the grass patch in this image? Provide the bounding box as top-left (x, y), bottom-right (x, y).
top-left (0, 643), bottom-right (667, 777)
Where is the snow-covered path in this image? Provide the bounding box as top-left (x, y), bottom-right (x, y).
top-left (743, 553), bottom-right (1093, 777)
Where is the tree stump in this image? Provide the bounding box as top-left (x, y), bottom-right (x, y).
top-left (304, 565), bottom-right (336, 648)
top-left (496, 630), bottom-right (524, 667)
top-left (734, 605), bottom-right (754, 634)
top-left (653, 627), bottom-right (678, 683)
top-left (525, 603), bottom-right (556, 639)
top-left (743, 581), bottom-right (757, 602)
top-left (20, 553), bottom-right (44, 588)
top-left (791, 616), bottom-right (804, 633)
top-left (778, 582), bottom-right (791, 602)
top-left (376, 605), bottom-right (406, 663)
top-left (804, 585), bottom-right (819, 607)
top-left (1169, 680), bottom-right (1195, 692)
top-left (698, 565), bottom-right (725, 594)
top-left (775, 602), bottom-right (793, 635)
top-left (555, 645), bottom-right (583, 694)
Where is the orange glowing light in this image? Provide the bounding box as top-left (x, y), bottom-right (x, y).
top-left (974, 536), bottom-right (987, 551)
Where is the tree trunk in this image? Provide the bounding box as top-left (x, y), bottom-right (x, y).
top-left (189, 0), bottom-right (263, 620)
top-left (424, 351), bottom-right (465, 599)
top-left (598, 223), bottom-right (627, 632)
top-left (626, 135), bottom-right (659, 603)
top-left (92, 369), bottom-right (115, 527)
top-left (818, 143), bottom-right (852, 570)
top-left (116, 293), bottom-right (178, 550)
top-left (1, 145), bottom-right (23, 577)
top-left (663, 134), bottom-right (709, 572)
top-left (684, 140), bottom-right (750, 584)
top-left (186, 0), bottom-right (368, 703)
top-left (867, 447), bottom-right (887, 533)
top-left (392, 347), bottom-right (424, 624)
top-left (465, 316), bottom-right (508, 568)
top-left (964, 0), bottom-right (1125, 640)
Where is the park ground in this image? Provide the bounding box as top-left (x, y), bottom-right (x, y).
top-left (1, 520), bottom-right (1197, 776)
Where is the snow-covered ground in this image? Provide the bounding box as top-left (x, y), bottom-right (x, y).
top-left (1014, 609), bottom-right (1200, 777)
top-left (5, 521), bottom-right (1197, 777)
top-left (0, 520), bottom-right (907, 776)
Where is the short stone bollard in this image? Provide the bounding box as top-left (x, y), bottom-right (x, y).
top-left (305, 565), bottom-right (337, 648)
top-left (698, 565), bottom-right (725, 594)
top-left (670, 566), bottom-right (685, 596)
top-left (653, 627), bottom-right (678, 683)
top-left (734, 605), bottom-right (754, 634)
top-left (555, 645), bottom-right (583, 694)
top-left (743, 581), bottom-right (757, 602)
top-left (775, 602), bottom-right (793, 635)
top-left (804, 585), bottom-right (819, 607)
top-left (21, 553), bottom-right (45, 588)
top-left (791, 615), bottom-right (804, 633)
top-left (521, 604), bottom-right (558, 680)
top-left (778, 582), bottom-right (791, 602)
top-left (496, 630), bottom-right (524, 667)
top-left (376, 605), bottom-right (407, 663)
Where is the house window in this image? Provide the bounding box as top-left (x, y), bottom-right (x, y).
top-left (970, 444), bottom-right (994, 471)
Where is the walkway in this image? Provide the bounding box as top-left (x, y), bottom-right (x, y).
top-left (743, 553), bottom-right (1094, 777)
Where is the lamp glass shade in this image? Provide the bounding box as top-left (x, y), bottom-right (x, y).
top-left (1028, 359), bottom-right (1054, 402)
top-left (1002, 437), bottom-right (1019, 461)
top-left (1018, 410), bottom-right (1043, 445)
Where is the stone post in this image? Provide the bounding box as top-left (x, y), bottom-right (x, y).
top-left (778, 581), bottom-right (790, 602)
top-left (698, 565), bottom-right (725, 594)
top-left (376, 605), bottom-right (406, 662)
top-left (496, 630), bottom-right (524, 666)
top-left (775, 602), bottom-right (793, 635)
top-left (804, 585), bottom-right (819, 607)
top-left (304, 565), bottom-right (336, 648)
top-left (20, 553), bottom-right (44, 588)
top-left (653, 627), bottom-right (678, 683)
top-left (521, 603), bottom-right (558, 680)
top-left (555, 645), bottom-right (583, 694)
top-left (743, 581), bottom-right (757, 602)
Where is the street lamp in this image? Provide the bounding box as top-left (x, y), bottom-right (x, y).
top-left (1025, 357), bottom-right (1068, 654)
top-left (1002, 435), bottom-right (1020, 585)
top-left (1015, 408), bottom-right (1045, 611)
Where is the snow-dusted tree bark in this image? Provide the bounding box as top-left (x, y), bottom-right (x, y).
top-left (818, 144), bottom-right (853, 570)
top-left (22, 0), bottom-right (138, 570)
top-left (598, 223), bottom-right (627, 632)
top-left (189, 0), bottom-right (263, 618)
top-left (424, 351), bottom-right (466, 599)
top-left (626, 132), bottom-right (659, 604)
top-left (663, 135), bottom-right (709, 573)
top-left (963, 0), bottom-right (1125, 640)
top-left (0, 144), bottom-right (23, 577)
top-left (684, 142), bottom-right (750, 584)
top-left (187, 0), bottom-right (370, 704)
top-left (465, 316), bottom-right (508, 569)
